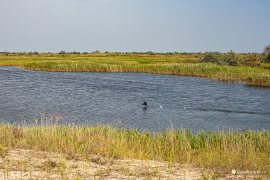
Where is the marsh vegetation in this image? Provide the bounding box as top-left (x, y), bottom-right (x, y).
top-left (0, 51), bottom-right (270, 87)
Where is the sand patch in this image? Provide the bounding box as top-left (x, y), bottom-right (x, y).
top-left (0, 149), bottom-right (267, 179)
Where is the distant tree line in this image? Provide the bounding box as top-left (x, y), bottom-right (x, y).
top-left (0, 51), bottom-right (202, 56)
top-left (1, 44), bottom-right (270, 65)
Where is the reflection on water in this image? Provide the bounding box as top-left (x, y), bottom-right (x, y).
top-left (0, 66), bottom-right (270, 132)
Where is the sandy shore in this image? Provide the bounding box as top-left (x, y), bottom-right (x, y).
top-left (0, 149), bottom-right (267, 179)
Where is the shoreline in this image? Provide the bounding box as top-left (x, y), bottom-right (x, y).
top-left (0, 53), bottom-right (270, 88)
top-left (0, 124), bottom-right (269, 178)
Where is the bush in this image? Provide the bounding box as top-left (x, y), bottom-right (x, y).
top-left (202, 51), bottom-right (238, 66)
top-left (59, 51), bottom-right (66, 56)
top-left (262, 45), bottom-right (270, 63)
top-left (58, 51), bottom-right (66, 55)
top-left (202, 52), bottom-right (221, 63)
top-left (238, 53), bottom-right (262, 67)
top-left (92, 50), bottom-right (100, 54)
top-left (222, 51), bottom-right (238, 66)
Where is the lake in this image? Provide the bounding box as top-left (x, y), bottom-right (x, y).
top-left (0, 66), bottom-right (269, 132)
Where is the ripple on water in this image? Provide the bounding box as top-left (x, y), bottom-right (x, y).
top-left (0, 66), bottom-right (270, 132)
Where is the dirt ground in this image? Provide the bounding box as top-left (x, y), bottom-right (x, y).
top-left (0, 149), bottom-right (267, 179)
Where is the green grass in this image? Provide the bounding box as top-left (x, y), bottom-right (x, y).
top-left (0, 124), bottom-right (269, 173)
top-left (1, 53), bottom-right (270, 87)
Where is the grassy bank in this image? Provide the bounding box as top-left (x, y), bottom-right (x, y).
top-left (1, 53), bottom-right (270, 87)
top-left (0, 124), bottom-right (269, 174)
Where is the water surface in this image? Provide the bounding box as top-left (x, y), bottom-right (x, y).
top-left (0, 66), bottom-right (269, 132)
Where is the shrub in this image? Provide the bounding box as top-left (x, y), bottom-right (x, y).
top-left (238, 53), bottom-right (261, 67)
top-left (222, 51), bottom-right (238, 66)
top-left (70, 51), bottom-right (80, 54)
top-left (59, 51), bottom-right (66, 56)
top-left (202, 52), bottom-right (222, 63)
top-left (59, 51), bottom-right (66, 54)
top-left (262, 44), bottom-right (270, 63)
top-left (202, 51), bottom-right (238, 66)
top-left (92, 50), bottom-right (100, 54)
top-left (145, 51), bottom-right (155, 55)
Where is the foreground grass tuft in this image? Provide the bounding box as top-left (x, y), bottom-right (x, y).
top-left (0, 124), bottom-right (269, 172)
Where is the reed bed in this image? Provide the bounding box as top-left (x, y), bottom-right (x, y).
top-left (23, 62), bottom-right (270, 87)
top-left (0, 124), bottom-right (269, 173)
top-left (1, 53), bottom-right (270, 87)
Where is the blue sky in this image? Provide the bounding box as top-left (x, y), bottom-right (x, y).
top-left (0, 0), bottom-right (269, 52)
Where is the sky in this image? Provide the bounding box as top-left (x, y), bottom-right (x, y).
top-left (0, 0), bottom-right (270, 53)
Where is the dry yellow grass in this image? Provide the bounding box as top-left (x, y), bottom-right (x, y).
top-left (0, 124), bottom-right (269, 175)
